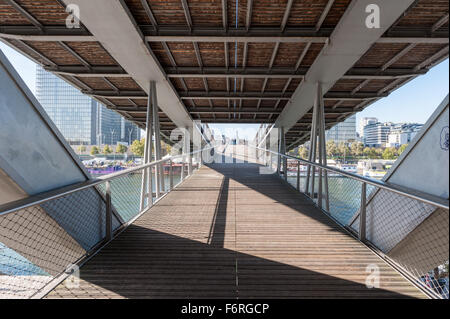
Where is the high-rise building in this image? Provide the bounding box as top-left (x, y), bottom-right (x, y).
top-left (363, 122), bottom-right (394, 147)
top-left (387, 123), bottom-right (423, 147)
top-left (36, 66), bottom-right (139, 146)
top-left (358, 117), bottom-right (378, 138)
top-left (325, 114), bottom-right (357, 144)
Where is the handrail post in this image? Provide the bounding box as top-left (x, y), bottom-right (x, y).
top-left (148, 164), bottom-right (153, 207)
top-left (318, 167), bottom-right (323, 208)
top-left (188, 154), bottom-right (192, 176)
top-left (181, 157), bottom-right (185, 181)
top-left (296, 161), bottom-right (300, 190)
top-left (169, 159), bottom-right (174, 191)
top-left (105, 181), bottom-right (112, 241)
top-left (359, 182), bottom-right (367, 242)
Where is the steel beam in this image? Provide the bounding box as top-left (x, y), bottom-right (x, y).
top-left (145, 35), bottom-right (328, 43)
top-left (1, 25), bottom-right (447, 43)
top-left (0, 32), bottom-right (96, 42)
top-left (281, 0), bottom-right (294, 32)
top-left (179, 91), bottom-right (386, 100)
top-left (381, 43), bottom-right (417, 70)
top-left (140, 0), bottom-right (158, 30)
top-left (431, 13), bottom-right (449, 33)
top-left (180, 0), bottom-right (193, 30)
top-left (165, 66), bottom-right (427, 78)
top-left (58, 41), bottom-right (91, 69)
top-left (193, 42), bottom-right (203, 68)
top-left (315, 0), bottom-right (334, 31)
top-left (162, 42), bottom-right (177, 67)
top-left (63, 0), bottom-right (192, 128)
top-left (112, 107), bottom-right (282, 114)
top-left (377, 37), bottom-right (449, 44)
top-left (4, 0), bottom-right (44, 32)
top-left (246, 0), bottom-right (253, 31)
top-left (191, 109), bottom-right (282, 114)
top-left (222, 0), bottom-right (228, 30)
top-left (415, 45), bottom-right (449, 70)
top-left (269, 42), bottom-right (280, 69)
top-left (275, 0), bottom-right (417, 131)
top-left (15, 40), bottom-right (56, 67)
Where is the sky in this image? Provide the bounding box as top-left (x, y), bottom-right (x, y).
top-left (1, 41), bottom-right (448, 140)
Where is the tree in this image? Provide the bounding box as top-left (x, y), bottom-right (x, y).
top-left (363, 147), bottom-right (379, 159)
top-left (337, 142), bottom-right (349, 159)
top-left (90, 146), bottom-right (99, 156)
top-left (131, 139), bottom-right (145, 157)
top-left (326, 140), bottom-right (337, 158)
top-left (78, 145), bottom-right (86, 154)
top-left (116, 144), bottom-right (127, 154)
top-left (398, 144), bottom-right (408, 155)
top-left (163, 142), bottom-right (172, 156)
top-left (382, 147), bottom-right (396, 160)
top-left (298, 146), bottom-right (308, 159)
top-left (103, 145), bottom-right (112, 155)
top-left (351, 142), bottom-right (364, 157)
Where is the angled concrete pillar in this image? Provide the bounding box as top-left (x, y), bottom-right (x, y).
top-left (140, 82), bottom-right (154, 211)
top-left (305, 82), bottom-right (329, 209)
top-left (151, 81), bottom-right (165, 195)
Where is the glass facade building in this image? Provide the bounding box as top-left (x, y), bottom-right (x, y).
top-left (325, 114), bottom-right (357, 144)
top-left (36, 66), bottom-right (139, 146)
top-left (363, 122), bottom-right (394, 147)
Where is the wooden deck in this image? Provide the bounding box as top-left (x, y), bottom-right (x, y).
top-left (46, 160), bottom-right (426, 299)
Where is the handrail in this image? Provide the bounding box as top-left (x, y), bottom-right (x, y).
top-left (254, 146), bottom-right (449, 210)
top-left (0, 147), bottom-right (213, 217)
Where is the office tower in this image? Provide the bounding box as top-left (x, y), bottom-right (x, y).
top-left (358, 117), bottom-right (378, 138)
top-left (325, 114), bottom-right (357, 144)
top-left (363, 122), bottom-right (394, 147)
top-left (36, 66), bottom-right (139, 146)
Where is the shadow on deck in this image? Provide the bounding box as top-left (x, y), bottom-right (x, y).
top-left (46, 154), bottom-right (425, 299)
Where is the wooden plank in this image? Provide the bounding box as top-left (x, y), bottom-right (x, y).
top-left (47, 159), bottom-right (426, 299)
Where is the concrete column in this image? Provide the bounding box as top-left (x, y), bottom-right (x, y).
top-left (140, 82), bottom-right (154, 210)
top-left (151, 81), bottom-right (164, 196)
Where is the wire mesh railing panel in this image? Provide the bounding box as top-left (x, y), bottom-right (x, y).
top-left (351, 187), bottom-right (449, 298)
top-left (0, 204), bottom-right (86, 298)
top-left (0, 149), bottom-right (209, 299)
top-left (364, 189), bottom-right (436, 253)
top-left (256, 147), bottom-right (449, 299)
top-left (108, 171), bottom-right (143, 223)
top-left (326, 174), bottom-right (365, 225)
top-left (41, 188), bottom-right (120, 251)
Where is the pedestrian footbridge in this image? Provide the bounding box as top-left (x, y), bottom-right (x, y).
top-left (1, 145), bottom-right (447, 299)
top-left (0, 0), bottom-right (448, 300)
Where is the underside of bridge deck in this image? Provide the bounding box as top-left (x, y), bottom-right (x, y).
top-left (46, 149), bottom-right (425, 299)
top-left (1, 0), bottom-right (448, 148)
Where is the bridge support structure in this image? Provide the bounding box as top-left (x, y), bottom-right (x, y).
top-left (277, 127), bottom-right (286, 177)
top-left (140, 82), bottom-right (154, 211)
top-left (140, 81), bottom-right (165, 211)
top-left (152, 81), bottom-right (165, 196)
top-left (305, 82), bottom-right (329, 211)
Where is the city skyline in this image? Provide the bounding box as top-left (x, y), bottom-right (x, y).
top-left (36, 65), bottom-right (140, 146)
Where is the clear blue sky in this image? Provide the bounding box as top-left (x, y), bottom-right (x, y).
top-left (1, 41), bottom-right (448, 138)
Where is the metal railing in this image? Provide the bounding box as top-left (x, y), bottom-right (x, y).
top-left (254, 146), bottom-right (449, 299)
top-left (0, 147), bottom-right (208, 299)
